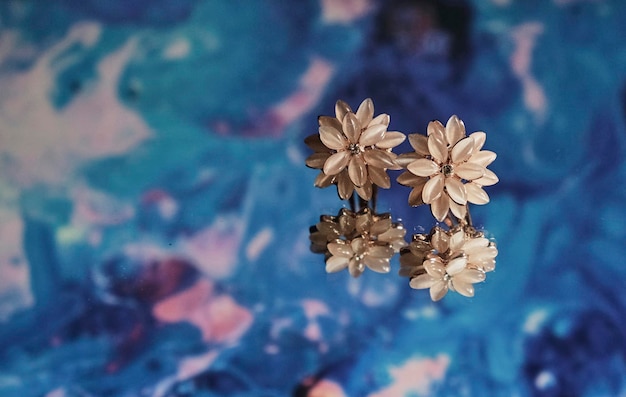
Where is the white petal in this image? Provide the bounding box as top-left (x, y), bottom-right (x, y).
top-left (430, 227), bottom-right (449, 253)
top-left (422, 174), bottom-right (444, 204)
top-left (327, 242), bottom-right (354, 258)
top-left (450, 137), bottom-right (475, 163)
top-left (451, 279), bottom-right (474, 297)
top-left (430, 194), bottom-right (450, 222)
top-left (325, 255), bottom-right (349, 273)
top-left (319, 126), bottom-right (346, 150)
top-left (455, 269), bottom-right (486, 284)
top-left (363, 149), bottom-right (396, 169)
top-left (368, 245), bottom-right (394, 258)
top-left (407, 158), bottom-right (439, 177)
top-left (430, 280), bottom-right (448, 301)
top-left (471, 150), bottom-right (497, 167)
top-left (355, 98), bottom-right (374, 127)
top-left (376, 131), bottom-right (406, 149)
top-left (463, 237), bottom-right (490, 252)
top-left (368, 113), bottom-right (390, 127)
top-left (360, 124), bottom-right (387, 146)
top-left (466, 183), bottom-right (490, 204)
top-left (337, 170), bottom-right (353, 199)
top-left (348, 258), bottom-right (365, 277)
top-left (410, 274), bottom-right (438, 290)
top-left (355, 181), bottom-right (372, 200)
top-left (449, 200), bottom-right (467, 220)
top-left (455, 162), bottom-right (485, 181)
top-left (445, 177), bottom-right (467, 205)
top-left (427, 132), bottom-right (448, 164)
top-left (369, 166), bottom-right (391, 188)
top-left (445, 115), bottom-right (466, 146)
top-left (363, 256), bottom-right (391, 273)
top-left (342, 112), bottom-right (361, 143)
top-left (427, 120), bottom-right (446, 137)
top-left (408, 134), bottom-right (429, 155)
top-left (474, 169), bottom-right (499, 186)
top-left (318, 116), bottom-right (342, 132)
top-left (351, 237), bottom-right (366, 256)
top-left (481, 259), bottom-right (496, 272)
top-left (470, 131), bottom-right (486, 151)
top-left (323, 151), bottom-right (350, 175)
top-left (447, 256), bottom-right (467, 275)
top-left (397, 171), bottom-right (427, 187)
top-left (335, 100), bottom-right (352, 122)
top-left (423, 257), bottom-right (445, 278)
top-left (348, 155), bottom-right (367, 187)
top-left (449, 230), bottom-right (465, 252)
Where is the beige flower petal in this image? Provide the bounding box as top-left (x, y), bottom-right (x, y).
top-left (450, 137), bottom-right (475, 164)
top-left (306, 152), bottom-right (331, 169)
top-left (348, 155), bottom-right (367, 187)
top-left (410, 273), bottom-right (438, 289)
top-left (314, 171), bottom-right (334, 188)
top-left (368, 245), bottom-right (394, 258)
top-left (348, 258), bottom-right (365, 277)
top-left (471, 150), bottom-right (497, 167)
top-left (455, 269), bottom-right (486, 284)
top-left (342, 112), bottom-right (361, 143)
top-left (385, 151), bottom-right (403, 170)
top-left (370, 216), bottom-right (391, 235)
top-left (466, 183), bottom-right (490, 204)
top-left (431, 194), bottom-right (450, 222)
top-left (470, 131), bottom-right (486, 151)
top-left (481, 259), bottom-right (496, 272)
top-left (376, 131), bottom-right (406, 149)
top-left (350, 237), bottom-right (366, 256)
top-left (447, 256), bottom-right (468, 275)
top-left (451, 279), bottom-right (474, 297)
top-left (474, 169), bottom-right (499, 186)
top-left (430, 227), bottom-right (449, 253)
top-left (369, 165), bottom-right (391, 188)
top-left (360, 124), bottom-right (387, 147)
top-left (428, 132), bottom-right (448, 164)
top-left (408, 185), bottom-right (425, 207)
top-left (305, 133), bottom-right (328, 152)
top-left (337, 170), bottom-right (353, 199)
top-left (427, 120), bottom-right (446, 138)
top-left (397, 171), bottom-right (427, 187)
top-left (323, 151), bottom-right (350, 175)
top-left (430, 280), bottom-right (449, 301)
top-left (355, 181), bottom-right (372, 200)
top-left (449, 200), bottom-right (467, 220)
top-left (463, 237), bottom-right (490, 252)
top-left (449, 230), bottom-right (465, 252)
top-left (396, 152), bottom-right (421, 168)
top-left (424, 257), bottom-right (445, 278)
top-left (408, 133), bottom-right (430, 156)
top-left (369, 113), bottom-right (390, 128)
top-left (335, 100), bottom-right (352, 122)
top-left (422, 174), bottom-right (444, 204)
top-left (407, 158), bottom-right (439, 177)
top-left (455, 162), bottom-right (485, 180)
top-left (355, 98), bottom-right (374, 127)
top-left (328, 242), bottom-right (354, 258)
top-left (364, 256), bottom-right (391, 273)
top-left (319, 125), bottom-right (346, 150)
top-left (318, 115), bottom-right (342, 132)
top-left (445, 115), bottom-right (466, 146)
top-left (363, 148), bottom-right (396, 169)
top-left (445, 177), bottom-right (467, 205)
top-left (326, 255), bottom-right (349, 273)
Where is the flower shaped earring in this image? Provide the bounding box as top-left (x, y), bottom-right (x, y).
top-left (306, 99), bottom-right (499, 301)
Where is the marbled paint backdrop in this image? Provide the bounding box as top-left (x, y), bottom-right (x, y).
top-left (1, 0), bottom-right (625, 396)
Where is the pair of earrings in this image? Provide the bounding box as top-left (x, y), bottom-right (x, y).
top-left (305, 98), bottom-right (499, 301)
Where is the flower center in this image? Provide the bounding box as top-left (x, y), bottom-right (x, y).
top-left (348, 143), bottom-right (362, 155)
top-left (441, 164), bottom-right (453, 177)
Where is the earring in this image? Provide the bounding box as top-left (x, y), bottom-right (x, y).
top-left (306, 99), bottom-right (499, 301)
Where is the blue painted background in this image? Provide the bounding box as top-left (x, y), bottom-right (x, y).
top-left (1, 0), bottom-right (625, 396)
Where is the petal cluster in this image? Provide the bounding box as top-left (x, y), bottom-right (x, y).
top-left (310, 208), bottom-right (406, 278)
top-left (400, 226), bottom-right (497, 301)
top-left (397, 115), bottom-right (498, 221)
top-left (305, 99), bottom-right (405, 200)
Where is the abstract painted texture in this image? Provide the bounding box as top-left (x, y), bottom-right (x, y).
top-left (1, 0), bottom-right (626, 396)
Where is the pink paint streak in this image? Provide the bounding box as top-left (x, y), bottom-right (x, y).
top-left (510, 23), bottom-right (547, 121)
top-left (153, 279), bottom-right (253, 344)
top-left (369, 354), bottom-right (450, 397)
